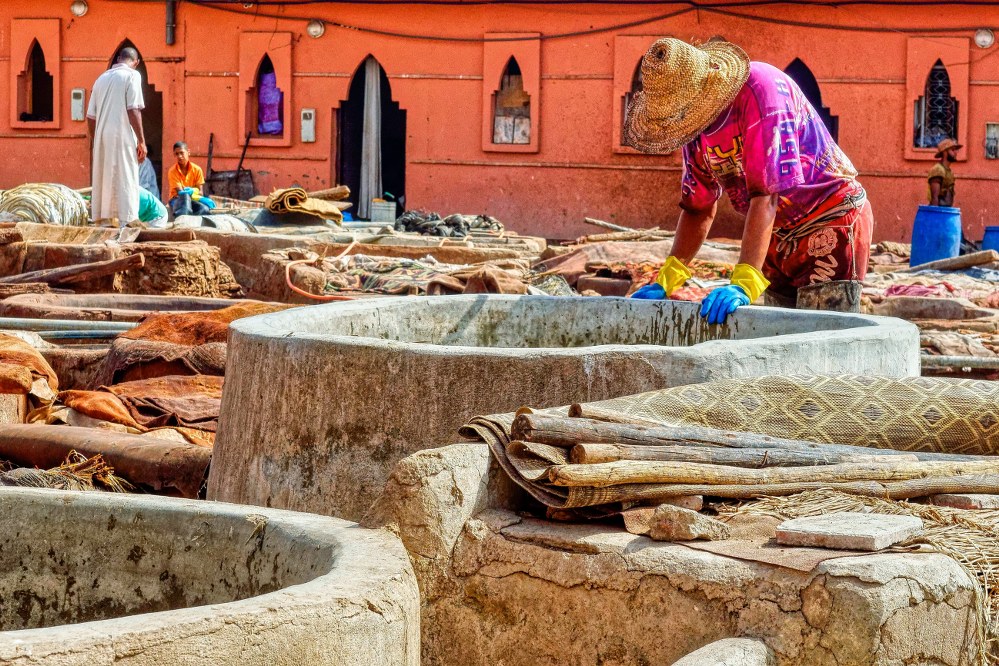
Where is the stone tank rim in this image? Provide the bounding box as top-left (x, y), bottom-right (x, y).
top-left (230, 294), bottom-right (915, 355)
top-left (0, 487), bottom-right (416, 654)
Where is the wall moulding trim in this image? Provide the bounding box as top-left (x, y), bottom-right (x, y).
top-left (186, 71), bottom-right (239, 78)
top-left (412, 158), bottom-right (681, 172)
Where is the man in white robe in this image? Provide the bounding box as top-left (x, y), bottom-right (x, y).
top-left (87, 47), bottom-right (147, 226)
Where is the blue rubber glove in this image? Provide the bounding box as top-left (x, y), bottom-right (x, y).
top-left (179, 187), bottom-right (195, 196)
top-left (200, 196), bottom-right (217, 210)
top-left (699, 284), bottom-right (750, 325)
top-left (630, 283), bottom-right (667, 300)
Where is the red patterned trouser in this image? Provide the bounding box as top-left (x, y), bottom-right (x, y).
top-left (763, 202), bottom-right (874, 301)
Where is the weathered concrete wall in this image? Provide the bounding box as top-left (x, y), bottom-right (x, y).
top-left (366, 443), bottom-right (979, 666)
top-left (209, 295), bottom-right (920, 520)
top-left (0, 488), bottom-right (419, 666)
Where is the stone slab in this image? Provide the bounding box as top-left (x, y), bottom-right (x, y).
top-left (776, 512), bottom-right (923, 551)
top-left (928, 493), bottom-right (999, 509)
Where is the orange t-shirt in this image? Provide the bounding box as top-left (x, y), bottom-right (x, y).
top-left (167, 162), bottom-right (206, 200)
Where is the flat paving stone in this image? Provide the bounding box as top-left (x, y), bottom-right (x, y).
top-left (776, 512), bottom-right (923, 551)
top-left (928, 493), bottom-right (999, 510)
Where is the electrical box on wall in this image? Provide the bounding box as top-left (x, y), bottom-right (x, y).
top-left (987, 123), bottom-right (999, 160)
top-left (70, 89), bottom-right (86, 121)
top-left (301, 108), bottom-right (316, 143)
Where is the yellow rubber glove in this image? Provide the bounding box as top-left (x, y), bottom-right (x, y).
top-left (730, 263), bottom-right (770, 303)
top-left (191, 187), bottom-right (202, 201)
top-left (655, 256), bottom-right (692, 297)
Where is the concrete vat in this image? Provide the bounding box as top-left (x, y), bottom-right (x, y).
top-left (208, 295), bottom-right (920, 520)
top-left (0, 488), bottom-right (419, 666)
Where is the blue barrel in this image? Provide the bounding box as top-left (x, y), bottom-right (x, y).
top-left (910, 205), bottom-right (962, 267)
top-left (983, 226), bottom-right (999, 253)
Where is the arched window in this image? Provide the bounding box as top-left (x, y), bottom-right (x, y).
top-left (17, 39), bottom-right (53, 122)
top-left (621, 60), bottom-right (643, 147)
top-left (784, 58), bottom-right (838, 142)
top-left (492, 57), bottom-right (530, 145)
top-left (249, 54), bottom-right (284, 137)
top-left (914, 60), bottom-right (957, 149)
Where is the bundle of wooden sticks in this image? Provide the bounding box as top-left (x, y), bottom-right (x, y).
top-left (495, 405), bottom-right (999, 510)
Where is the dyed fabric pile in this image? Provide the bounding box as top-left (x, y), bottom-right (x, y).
top-left (0, 183), bottom-right (90, 226)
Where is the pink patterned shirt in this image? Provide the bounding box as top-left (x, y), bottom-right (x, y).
top-left (680, 62), bottom-right (860, 231)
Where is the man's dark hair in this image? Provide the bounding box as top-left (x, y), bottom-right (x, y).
top-left (173, 141), bottom-right (189, 151)
top-left (116, 47), bottom-right (139, 64)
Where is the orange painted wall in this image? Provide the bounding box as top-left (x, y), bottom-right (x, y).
top-left (0, 1), bottom-right (997, 242)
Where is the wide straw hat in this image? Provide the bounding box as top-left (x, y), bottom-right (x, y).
top-left (624, 38), bottom-right (750, 153)
top-left (934, 138), bottom-right (962, 158)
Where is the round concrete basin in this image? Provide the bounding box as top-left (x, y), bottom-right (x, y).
top-left (0, 488), bottom-right (418, 665)
top-left (208, 295), bottom-right (920, 520)
top-left (0, 294), bottom-right (267, 322)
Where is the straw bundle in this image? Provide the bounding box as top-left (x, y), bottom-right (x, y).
top-left (722, 490), bottom-right (999, 666)
top-left (0, 451), bottom-right (132, 492)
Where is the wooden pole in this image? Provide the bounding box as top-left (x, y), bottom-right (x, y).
top-left (547, 458), bottom-right (999, 488)
top-left (512, 413), bottom-right (980, 462)
top-left (0, 253), bottom-right (144, 286)
top-left (561, 475), bottom-right (999, 507)
top-left (898, 249), bottom-right (999, 273)
top-left (569, 443), bottom-right (918, 467)
top-left (583, 217), bottom-right (634, 233)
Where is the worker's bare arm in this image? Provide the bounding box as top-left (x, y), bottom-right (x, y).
top-left (739, 193), bottom-right (779, 268)
top-left (929, 179), bottom-right (942, 207)
top-left (669, 203), bottom-right (717, 264)
top-left (127, 109), bottom-right (147, 163)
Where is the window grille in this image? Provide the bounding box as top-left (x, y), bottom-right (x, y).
top-left (621, 61), bottom-right (643, 148)
top-left (913, 60), bottom-right (958, 149)
top-left (492, 57), bottom-right (530, 145)
top-left (986, 123), bottom-right (999, 160)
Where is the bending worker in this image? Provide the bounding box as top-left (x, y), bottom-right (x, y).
top-left (625, 38), bottom-right (872, 324)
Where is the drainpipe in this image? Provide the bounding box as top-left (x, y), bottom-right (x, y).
top-left (166, 0), bottom-right (177, 46)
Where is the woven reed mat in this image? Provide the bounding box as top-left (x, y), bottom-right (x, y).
top-left (460, 375), bottom-right (999, 513)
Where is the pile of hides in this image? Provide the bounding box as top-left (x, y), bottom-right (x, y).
top-left (265, 187), bottom-right (344, 224)
top-left (533, 240), bottom-right (739, 288)
top-left (93, 301), bottom-right (286, 386)
top-left (0, 424), bottom-right (209, 498)
top-left (395, 210), bottom-right (467, 237)
top-left (0, 332), bottom-right (59, 406)
top-left (36, 374), bottom-right (223, 447)
top-left (463, 374), bottom-right (999, 515)
top-left (589, 258), bottom-right (734, 301)
top-left (0, 183), bottom-right (89, 226)
top-left (394, 210), bottom-right (504, 237)
top-left (0, 451), bottom-right (130, 493)
top-left (280, 251), bottom-right (535, 297)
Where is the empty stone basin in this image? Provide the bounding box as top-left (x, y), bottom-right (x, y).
top-left (0, 294), bottom-right (266, 322)
top-left (0, 488), bottom-right (418, 665)
top-left (208, 295), bottom-right (920, 520)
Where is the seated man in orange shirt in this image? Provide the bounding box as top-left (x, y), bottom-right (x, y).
top-left (167, 141), bottom-right (211, 216)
